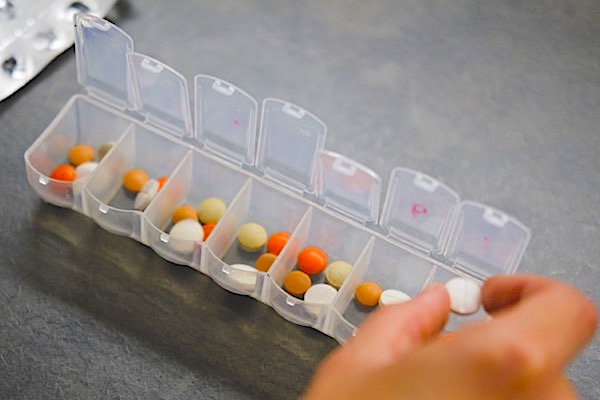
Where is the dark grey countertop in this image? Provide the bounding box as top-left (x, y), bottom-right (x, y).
top-left (1, 1), bottom-right (599, 398)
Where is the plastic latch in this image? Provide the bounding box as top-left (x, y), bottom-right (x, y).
top-left (317, 150), bottom-right (381, 223)
top-left (127, 52), bottom-right (193, 138)
top-left (380, 167), bottom-right (460, 254)
top-left (444, 201), bottom-right (531, 279)
top-left (194, 75), bottom-right (258, 166)
top-left (256, 98), bottom-right (327, 194)
top-left (74, 13), bottom-right (134, 109)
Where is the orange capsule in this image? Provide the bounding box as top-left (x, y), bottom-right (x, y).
top-left (355, 281), bottom-right (382, 307)
top-left (283, 270), bottom-right (312, 296)
top-left (267, 232), bottom-right (291, 255)
top-left (123, 169), bottom-right (149, 192)
top-left (68, 144), bottom-right (95, 166)
top-left (50, 164), bottom-right (76, 181)
top-left (256, 253), bottom-right (277, 272)
top-left (157, 176), bottom-right (168, 190)
top-left (202, 223), bottom-right (216, 239)
top-left (172, 204), bottom-right (198, 223)
top-left (297, 247), bottom-right (327, 275)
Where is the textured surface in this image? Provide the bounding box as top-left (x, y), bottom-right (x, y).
top-left (1, 0), bottom-right (599, 398)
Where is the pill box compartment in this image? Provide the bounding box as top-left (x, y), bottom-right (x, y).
top-left (142, 150), bottom-right (250, 269)
top-left (24, 14), bottom-right (532, 343)
top-left (264, 207), bottom-right (372, 328)
top-left (24, 95), bottom-right (133, 209)
top-left (202, 178), bottom-right (309, 298)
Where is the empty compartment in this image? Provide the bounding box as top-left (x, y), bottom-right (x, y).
top-left (83, 124), bottom-right (188, 239)
top-left (143, 150), bottom-right (250, 268)
top-left (326, 237), bottom-right (435, 343)
top-left (24, 96), bottom-right (132, 208)
top-left (202, 178), bottom-right (309, 299)
top-left (265, 207), bottom-right (372, 328)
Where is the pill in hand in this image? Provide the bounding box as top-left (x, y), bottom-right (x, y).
top-left (445, 277), bottom-right (481, 315)
top-left (378, 289), bottom-right (412, 306)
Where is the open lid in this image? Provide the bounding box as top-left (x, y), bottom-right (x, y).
top-left (380, 168), bottom-right (460, 253)
top-left (127, 52), bottom-right (192, 138)
top-left (445, 201), bottom-right (531, 279)
top-left (256, 98), bottom-right (327, 194)
top-left (194, 75), bottom-right (258, 166)
top-left (74, 14), bottom-right (134, 109)
top-left (317, 150), bottom-right (381, 223)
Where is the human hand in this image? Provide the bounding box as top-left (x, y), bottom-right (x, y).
top-left (303, 275), bottom-right (597, 399)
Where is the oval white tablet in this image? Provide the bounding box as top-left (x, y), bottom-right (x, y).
top-left (445, 277), bottom-right (481, 315)
top-left (134, 179), bottom-right (159, 210)
top-left (75, 161), bottom-right (98, 181)
top-left (169, 219), bottom-right (204, 253)
top-left (304, 283), bottom-right (337, 305)
top-left (379, 289), bottom-right (412, 306)
top-left (228, 263), bottom-right (258, 291)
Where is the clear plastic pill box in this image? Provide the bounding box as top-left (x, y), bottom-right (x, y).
top-left (24, 14), bottom-right (531, 343)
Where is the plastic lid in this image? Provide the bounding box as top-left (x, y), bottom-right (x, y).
top-left (380, 168), bottom-right (460, 253)
top-left (127, 52), bottom-right (192, 137)
top-left (444, 201), bottom-right (531, 279)
top-left (317, 150), bottom-right (381, 223)
top-left (194, 75), bottom-right (258, 166)
top-left (256, 98), bottom-right (327, 194)
top-left (74, 14), bottom-right (134, 109)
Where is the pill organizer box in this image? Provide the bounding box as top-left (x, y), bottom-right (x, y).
top-left (0, 0), bottom-right (116, 102)
top-left (24, 14), bottom-right (531, 343)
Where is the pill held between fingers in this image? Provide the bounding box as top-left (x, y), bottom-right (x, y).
top-left (283, 270), bottom-right (312, 296)
top-left (298, 247), bottom-right (328, 275)
top-left (197, 197), bottom-right (227, 224)
top-left (97, 141), bottom-right (115, 161)
top-left (325, 261), bottom-right (353, 288)
top-left (355, 281), bottom-right (382, 307)
top-left (75, 162), bottom-right (98, 181)
top-left (304, 283), bottom-right (338, 305)
top-left (123, 169), bottom-right (149, 192)
top-left (68, 144), bottom-right (95, 166)
top-left (237, 223), bottom-right (267, 252)
top-left (134, 179), bottom-right (159, 210)
top-left (255, 253), bottom-right (277, 272)
top-left (445, 277), bottom-right (481, 315)
top-left (379, 289), bottom-right (412, 306)
top-left (228, 264), bottom-right (258, 291)
top-left (169, 219), bottom-right (204, 253)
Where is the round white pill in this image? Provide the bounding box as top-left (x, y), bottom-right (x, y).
top-left (379, 289), bottom-right (412, 306)
top-left (75, 161), bottom-right (98, 181)
top-left (228, 264), bottom-right (258, 291)
top-left (304, 283), bottom-right (338, 305)
top-left (134, 179), bottom-right (159, 210)
top-left (169, 219), bottom-right (204, 253)
top-left (445, 277), bottom-right (481, 315)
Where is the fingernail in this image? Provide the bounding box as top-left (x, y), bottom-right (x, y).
top-left (419, 283), bottom-right (445, 297)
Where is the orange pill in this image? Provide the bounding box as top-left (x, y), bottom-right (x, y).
top-left (297, 247), bottom-right (327, 275)
top-left (355, 281), bottom-right (382, 307)
top-left (283, 270), bottom-right (312, 296)
top-left (50, 164), bottom-right (76, 181)
top-left (157, 176), bottom-right (168, 190)
top-left (267, 232), bottom-right (291, 255)
top-left (123, 169), bottom-right (149, 192)
top-left (202, 223), bottom-right (216, 239)
top-left (256, 253), bottom-right (277, 272)
top-left (68, 144), bottom-right (95, 166)
top-left (172, 204), bottom-right (198, 223)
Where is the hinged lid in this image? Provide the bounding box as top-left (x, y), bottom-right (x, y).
top-left (380, 168), bottom-right (459, 253)
top-left (256, 98), bottom-right (327, 194)
top-left (74, 13), bottom-right (134, 109)
top-left (445, 201), bottom-right (531, 279)
top-left (317, 150), bottom-right (381, 223)
top-left (127, 52), bottom-right (192, 138)
top-left (194, 75), bottom-right (258, 166)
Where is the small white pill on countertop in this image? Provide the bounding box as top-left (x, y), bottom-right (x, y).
top-left (304, 283), bottom-right (338, 305)
top-left (169, 219), bottom-right (204, 253)
top-left (75, 161), bottom-right (98, 181)
top-left (445, 277), bottom-right (481, 315)
top-left (379, 289), bottom-right (412, 306)
top-left (134, 179), bottom-right (159, 210)
top-left (228, 264), bottom-right (258, 291)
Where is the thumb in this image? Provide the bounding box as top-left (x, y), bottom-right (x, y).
top-left (347, 283), bottom-right (450, 368)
